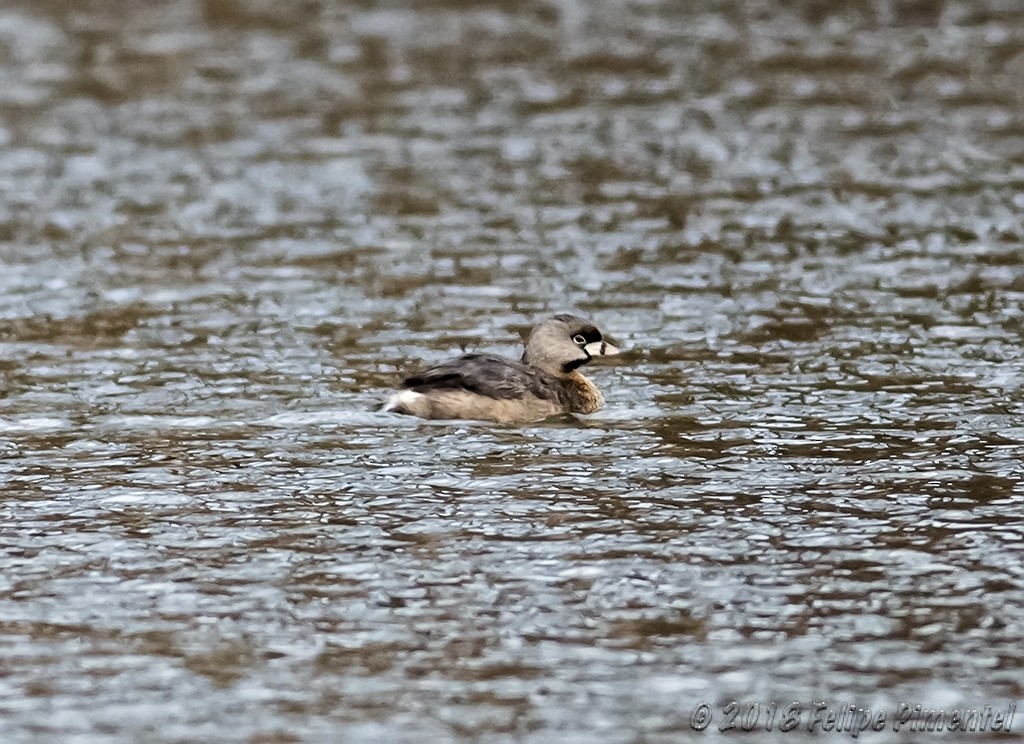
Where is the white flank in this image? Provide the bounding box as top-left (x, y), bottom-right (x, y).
top-left (382, 390), bottom-right (423, 412)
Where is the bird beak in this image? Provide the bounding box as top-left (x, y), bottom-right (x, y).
top-left (584, 340), bottom-right (620, 357)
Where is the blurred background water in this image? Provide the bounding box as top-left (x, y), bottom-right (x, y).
top-left (0, 0), bottom-right (1023, 742)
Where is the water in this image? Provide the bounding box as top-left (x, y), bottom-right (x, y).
top-left (1, 1), bottom-right (1023, 742)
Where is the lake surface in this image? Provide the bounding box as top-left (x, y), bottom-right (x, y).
top-left (1, 1), bottom-right (1023, 742)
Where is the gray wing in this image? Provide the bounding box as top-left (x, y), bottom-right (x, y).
top-left (401, 353), bottom-right (569, 405)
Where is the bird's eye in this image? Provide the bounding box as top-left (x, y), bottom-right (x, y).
top-left (573, 334), bottom-right (587, 346)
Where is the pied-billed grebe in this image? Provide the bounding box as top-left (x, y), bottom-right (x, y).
top-left (383, 314), bottom-right (620, 423)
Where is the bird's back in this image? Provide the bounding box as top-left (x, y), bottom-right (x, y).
top-left (385, 353), bottom-right (572, 422)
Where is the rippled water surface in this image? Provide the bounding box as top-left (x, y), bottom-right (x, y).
top-left (2, 1), bottom-right (1024, 742)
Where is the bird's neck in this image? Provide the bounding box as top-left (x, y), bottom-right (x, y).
top-left (563, 371), bottom-right (604, 413)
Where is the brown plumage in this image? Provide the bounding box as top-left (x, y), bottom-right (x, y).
top-left (383, 314), bottom-right (620, 423)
